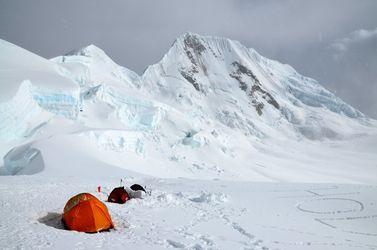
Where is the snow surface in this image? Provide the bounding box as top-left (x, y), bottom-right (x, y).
top-left (0, 33), bottom-right (377, 249)
top-left (1, 176), bottom-right (377, 250)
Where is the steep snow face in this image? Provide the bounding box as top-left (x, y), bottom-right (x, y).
top-left (142, 33), bottom-right (367, 140)
top-left (52, 44), bottom-right (141, 89)
top-left (0, 39), bottom-right (78, 101)
top-left (92, 84), bottom-right (166, 130)
top-left (257, 56), bottom-right (363, 118)
top-left (0, 39), bottom-right (80, 142)
top-left (52, 45), bottom-right (166, 130)
top-left (0, 81), bottom-right (53, 141)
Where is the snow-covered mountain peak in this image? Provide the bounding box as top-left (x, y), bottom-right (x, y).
top-left (62, 43), bottom-right (122, 69)
top-left (148, 32), bottom-right (286, 103)
top-left (172, 32), bottom-right (261, 63)
top-left (53, 44), bottom-right (141, 89)
top-left (66, 44), bottom-right (107, 58)
top-left (140, 33), bottom-right (368, 142)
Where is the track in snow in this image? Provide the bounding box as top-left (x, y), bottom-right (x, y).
top-left (0, 176), bottom-right (376, 250)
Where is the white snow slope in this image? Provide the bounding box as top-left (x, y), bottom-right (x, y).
top-left (0, 33), bottom-right (376, 249)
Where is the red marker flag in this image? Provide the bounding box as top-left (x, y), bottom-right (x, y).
top-left (97, 186), bottom-right (101, 193)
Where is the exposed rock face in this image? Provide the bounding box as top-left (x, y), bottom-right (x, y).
top-left (179, 69), bottom-right (200, 91)
top-left (230, 61), bottom-right (279, 115)
top-left (183, 34), bottom-right (206, 65)
top-left (178, 34), bottom-right (208, 92)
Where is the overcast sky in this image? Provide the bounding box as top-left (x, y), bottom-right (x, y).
top-left (1, 0), bottom-right (376, 118)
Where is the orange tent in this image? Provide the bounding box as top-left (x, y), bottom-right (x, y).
top-left (62, 193), bottom-right (114, 233)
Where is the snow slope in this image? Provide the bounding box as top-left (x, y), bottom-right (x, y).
top-left (0, 34), bottom-right (376, 249)
top-left (0, 40), bottom-right (80, 143)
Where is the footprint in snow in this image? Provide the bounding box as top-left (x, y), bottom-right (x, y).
top-left (189, 192), bottom-right (228, 204)
top-left (166, 239), bottom-right (186, 248)
top-left (297, 198), bottom-right (364, 214)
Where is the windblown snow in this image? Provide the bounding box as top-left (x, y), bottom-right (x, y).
top-left (0, 33), bottom-right (376, 250)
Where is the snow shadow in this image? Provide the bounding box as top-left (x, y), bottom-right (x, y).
top-left (38, 212), bottom-right (65, 230)
top-left (0, 166), bottom-right (6, 175)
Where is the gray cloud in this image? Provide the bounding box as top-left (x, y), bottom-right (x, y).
top-left (331, 27), bottom-right (377, 52)
top-left (0, 0), bottom-right (376, 118)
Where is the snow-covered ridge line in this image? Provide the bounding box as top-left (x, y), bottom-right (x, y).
top-left (52, 44), bottom-right (142, 89)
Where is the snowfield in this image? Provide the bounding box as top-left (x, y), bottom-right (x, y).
top-left (1, 176), bottom-right (377, 250)
top-left (0, 33), bottom-right (376, 249)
